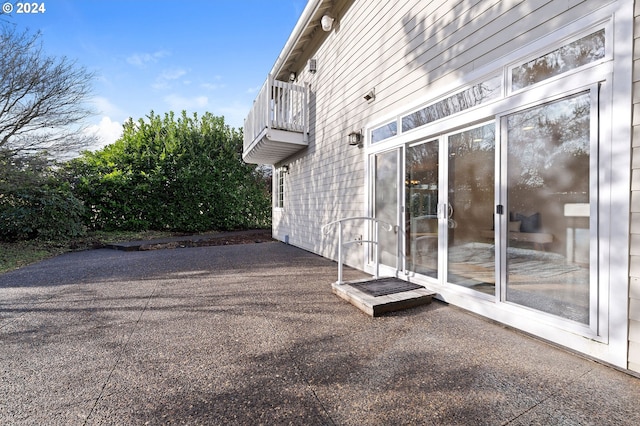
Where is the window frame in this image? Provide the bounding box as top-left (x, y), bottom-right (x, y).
top-left (363, 7), bottom-right (629, 357)
top-left (274, 167), bottom-right (285, 210)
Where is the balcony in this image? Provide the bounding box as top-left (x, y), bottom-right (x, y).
top-left (243, 75), bottom-right (308, 165)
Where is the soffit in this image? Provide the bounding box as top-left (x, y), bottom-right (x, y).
top-left (273, 0), bottom-right (334, 81)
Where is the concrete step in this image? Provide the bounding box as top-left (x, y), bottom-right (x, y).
top-left (332, 277), bottom-right (436, 317)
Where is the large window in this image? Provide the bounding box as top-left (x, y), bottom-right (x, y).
top-left (505, 92), bottom-right (592, 324)
top-left (368, 21), bottom-right (614, 337)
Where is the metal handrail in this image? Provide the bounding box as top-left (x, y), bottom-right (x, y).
top-left (322, 217), bottom-right (394, 285)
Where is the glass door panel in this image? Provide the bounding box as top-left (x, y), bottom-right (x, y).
top-left (505, 92), bottom-right (591, 323)
top-left (406, 141), bottom-right (439, 278)
top-left (374, 150), bottom-right (399, 269)
top-left (446, 124), bottom-right (496, 295)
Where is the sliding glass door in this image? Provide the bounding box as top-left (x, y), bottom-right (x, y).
top-left (504, 92), bottom-right (594, 324)
top-left (446, 124), bottom-right (496, 295)
top-left (375, 88), bottom-right (599, 331)
top-left (405, 123), bottom-right (495, 295)
top-left (406, 140), bottom-right (439, 278)
top-left (374, 149), bottom-right (399, 269)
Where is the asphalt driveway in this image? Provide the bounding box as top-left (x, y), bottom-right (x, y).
top-left (1, 241), bottom-right (639, 425)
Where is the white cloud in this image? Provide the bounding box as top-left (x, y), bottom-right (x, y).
top-left (85, 116), bottom-right (123, 151)
top-left (210, 101), bottom-right (252, 130)
top-left (91, 96), bottom-right (124, 118)
top-left (126, 50), bottom-right (170, 68)
top-left (164, 94), bottom-right (209, 110)
top-left (246, 85), bottom-right (262, 94)
top-left (153, 68), bottom-right (188, 90)
top-left (201, 82), bottom-right (225, 91)
top-left (160, 69), bottom-right (187, 80)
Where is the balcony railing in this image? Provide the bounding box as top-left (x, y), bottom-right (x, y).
top-left (243, 74), bottom-right (308, 165)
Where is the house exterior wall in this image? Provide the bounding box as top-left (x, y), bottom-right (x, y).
top-left (630, 0), bottom-right (640, 374)
top-left (275, 0), bottom-right (622, 264)
top-left (267, 0), bottom-right (635, 371)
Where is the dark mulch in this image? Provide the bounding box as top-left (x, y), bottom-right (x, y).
top-left (137, 230), bottom-right (274, 251)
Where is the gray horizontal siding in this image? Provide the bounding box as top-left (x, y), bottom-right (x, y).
top-left (272, 0), bottom-right (626, 281)
top-left (627, 0), bottom-right (640, 373)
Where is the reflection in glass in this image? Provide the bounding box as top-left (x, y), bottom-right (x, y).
top-left (372, 121), bottom-right (398, 143)
top-left (402, 76), bottom-right (501, 132)
top-left (512, 30), bottom-right (605, 90)
top-left (447, 124), bottom-right (495, 294)
top-left (506, 92), bottom-right (591, 323)
top-left (374, 150), bottom-right (398, 267)
top-left (406, 141), bottom-right (439, 278)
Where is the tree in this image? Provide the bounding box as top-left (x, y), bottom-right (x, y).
top-left (0, 25), bottom-right (95, 158)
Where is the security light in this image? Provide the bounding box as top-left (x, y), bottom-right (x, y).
top-left (364, 88), bottom-right (375, 102)
top-left (321, 14), bottom-right (334, 31)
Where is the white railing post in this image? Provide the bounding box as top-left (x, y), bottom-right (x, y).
top-left (304, 83), bottom-right (309, 134)
top-left (337, 221), bottom-right (343, 284)
top-left (374, 220), bottom-right (380, 279)
top-left (322, 217), bottom-right (394, 285)
top-left (267, 74), bottom-right (273, 131)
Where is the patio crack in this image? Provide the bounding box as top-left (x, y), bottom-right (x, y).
top-left (501, 367), bottom-right (594, 425)
top-left (83, 284), bottom-right (159, 425)
top-left (261, 314), bottom-right (338, 426)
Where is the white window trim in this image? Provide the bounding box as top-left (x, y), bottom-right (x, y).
top-left (362, 1), bottom-right (632, 368)
top-left (274, 167), bottom-right (285, 210)
top-left (507, 23), bottom-right (612, 95)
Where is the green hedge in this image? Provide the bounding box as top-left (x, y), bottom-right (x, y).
top-left (67, 111), bottom-right (271, 233)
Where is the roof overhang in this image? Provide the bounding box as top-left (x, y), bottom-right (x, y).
top-left (270, 0), bottom-right (334, 81)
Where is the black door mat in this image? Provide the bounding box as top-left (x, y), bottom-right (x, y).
top-left (349, 278), bottom-right (424, 297)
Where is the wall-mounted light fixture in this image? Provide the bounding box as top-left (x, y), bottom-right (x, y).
top-left (308, 58), bottom-right (317, 74)
top-left (289, 72), bottom-right (296, 82)
top-left (347, 130), bottom-right (362, 147)
top-left (321, 14), bottom-right (334, 31)
top-left (364, 88), bottom-right (375, 103)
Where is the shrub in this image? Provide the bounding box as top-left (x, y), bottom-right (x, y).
top-left (67, 111), bottom-right (271, 233)
top-left (0, 154), bottom-right (85, 241)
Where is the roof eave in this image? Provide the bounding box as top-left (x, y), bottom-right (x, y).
top-left (270, 0), bottom-right (333, 81)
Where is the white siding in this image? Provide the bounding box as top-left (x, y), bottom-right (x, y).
top-left (267, 0), bottom-right (637, 372)
top-left (274, 0), bottom-right (621, 267)
top-left (631, 0), bottom-right (640, 374)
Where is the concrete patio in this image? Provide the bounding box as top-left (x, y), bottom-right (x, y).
top-left (1, 240), bottom-right (639, 425)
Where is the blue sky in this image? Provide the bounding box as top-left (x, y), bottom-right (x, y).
top-left (4, 0), bottom-right (306, 150)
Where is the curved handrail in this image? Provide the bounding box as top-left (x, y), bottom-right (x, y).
top-left (322, 216), bottom-right (395, 284)
top-left (322, 216), bottom-right (394, 234)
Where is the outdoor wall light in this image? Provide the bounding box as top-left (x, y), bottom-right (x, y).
top-left (347, 130), bottom-right (362, 147)
top-left (281, 165), bottom-right (290, 173)
top-left (321, 14), bottom-right (334, 31)
top-left (309, 58), bottom-right (317, 74)
top-left (289, 72), bottom-right (296, 82)
top-left (364, 88), bottom-right (375, 102)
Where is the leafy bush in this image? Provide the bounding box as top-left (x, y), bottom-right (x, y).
top-left (67, 111), bottom-right (271, 233)
top-left (0, 154), bottom-right (86, 241)
top-left (0, 185), bottom-right (85, 241)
